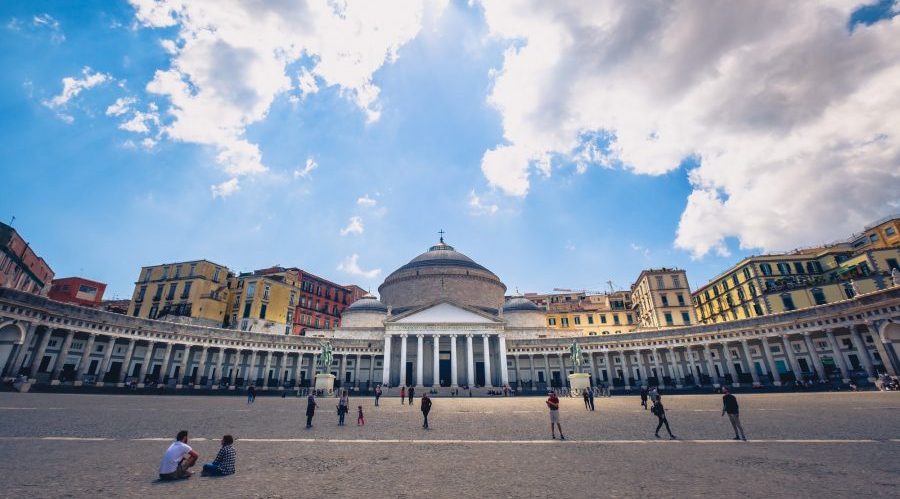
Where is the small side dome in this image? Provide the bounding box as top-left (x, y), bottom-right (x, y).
top-left (503, 297), bottom-right (542, 313)
top-left (344, 294), bottom-right (388, 314)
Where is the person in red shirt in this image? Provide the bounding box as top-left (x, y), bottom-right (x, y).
top-left (400, 386), bottom-right (406, 405)
top-left (546, 391), bottom-right (565, 440)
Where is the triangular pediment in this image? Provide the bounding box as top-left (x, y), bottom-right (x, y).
top-left (390, 300), bottom-right (501, 324)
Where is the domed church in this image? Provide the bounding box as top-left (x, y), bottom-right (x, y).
top-left (335, 237), bottom-right (554, 388)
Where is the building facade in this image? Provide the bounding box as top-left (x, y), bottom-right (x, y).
top-left (229, 267), bottom-right (301, 335)
top-left (631, 268), bottom-right (696, 329)
top-left (127, 260), bottom-right (231, 327)
top-left (847, 215), bottom-right (900, 251)
top-left (293, 270), bottom-right (364, 335)
top-left (0, 222), bottom-right (54, 296)
top-left (48, 277), bottom-right (106, 307)
top-left (524, 291), bottom-right (638, 336)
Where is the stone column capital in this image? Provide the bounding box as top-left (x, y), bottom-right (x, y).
top-left (416, 334), bottom-right (424, 339)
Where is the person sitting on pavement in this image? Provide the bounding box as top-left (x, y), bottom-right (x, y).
top-left (201, 435), bottom-right (236, 476)
top-left (159, 430), bottom-right (199, 480)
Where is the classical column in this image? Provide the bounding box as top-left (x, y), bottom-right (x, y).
top-left (450, 335), bottom-right (458, 387)
top-left (382, 335), bottom-right (392, 386)
top-left (293, 353), bottom-right (302, 387)
top-left (543, 353), bottom-right (551, 387)
top-left (51, 330), bottom-right (75, 382)
top-left (760, 337), bottom-right (781, 386)
top-left (802, 333), bottom-right (826, 380)
top-left (703, 344), bottom-right (718, 385)
top-left (557, 352), bottom-right (565, 387)
top-left (634, 351), bottom-right (647, 385)
top-left (511, 354), bottom-right (519, 388)
top-left (482, 335), bottom-right (493, 388)
top-left (75, 333), bottom-right (97, 382)
top-left (603, 350), bottom-right (612, 384)
top-left (498, 334), bottom-right (509, 387)
top-left (193, 347), bottom-right (209, 387)
top-left (652, 349), bottom-right (665, 388)
top-left (9, 322), bottom-right (37, 377)
top-left (528, 354), bottom-right (536, 387)
top-left (158, 343), bottom-right (173, 384)
top-left (621, 350), bottom-right (632, 389)
top-left (466, 334), bottom-right (475, 387)
top-left (825, 329), bottom-right (850, 383)
top-left (29, 328), bottom-right (53, 378)
top-left (667, 347), bottom-right (683, 388)
top-left (214, 348), bottom-right (225, 386)
top-left (416, 334), bottom-right (424, 388)
top-left (868, 322), bottom-right (898, 376)
top-left (685, 347), bottom-right (699, 386)
top-left (176, 345), bottom-right (192, 387)
top-left (265, 350), bottom-right (276, 387)
top-left (432, 335), bottom-right (440, 388)
top-left (137, 342), bottom-right (155, 386)
top-left (246, 349), bottom-right (259, 385)
top-left (230, 350), bottom-right (241, 386)
top-left (849, 326), bottom-right (875, 379)
top-left (587, 350), bottom-right (597, 387)
top-left (355, 354), bottom-right (362, 387)
top-left (399, 334), bottom-right (408, 387)
top-left (781, 335), bottom-right (802, 380)
top-left (118, 339), bottom-right (137, 384)
top-left (721, 343), bottom-right (739, 386)
top-left (98, 337), bottom-right (116, 384)
top-left (740, 340), bottom-right (760, 386)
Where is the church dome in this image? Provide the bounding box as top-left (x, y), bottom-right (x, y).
top-left (502, 296), bottom-right (545, 327)
top-left (502, 296), bottom-right (542, 313)
top-left (340, 294), bottom-right (388, 328)
top-left (378, 239), bottom-right (506, 313)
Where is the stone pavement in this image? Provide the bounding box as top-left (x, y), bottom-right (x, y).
top-left (0, 392), bottom-right (897, 498)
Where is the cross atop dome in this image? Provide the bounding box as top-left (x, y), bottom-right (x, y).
top-left (438, 229), bottom-right (445, 243)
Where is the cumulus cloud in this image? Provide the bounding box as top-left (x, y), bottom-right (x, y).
top-left (105, 97), bottom-right (136, 116)
top-left (8, 14), bottom-right (65, 42)
top-left (468, 189), bottom-right (498, 215)
top-left (293, 157), bottom-right (318, 179)
top-left (337, 254), bottom-right (381, 279)
top-left (210, 177), bottom-right (240, 198)
top-left (357, 194), bottom-right (377, 207)
top-left (129, 0), bottom-right (445, 192)
top-left (340, 216), bottom-right (364, 236)
top-left (478, 1), bottom-right (900, 257)
top-left (42, 67), bottom-right (112, 121)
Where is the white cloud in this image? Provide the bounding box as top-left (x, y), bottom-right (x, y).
top-left (31, 14), bottom-right (65, 43)
top-left (106, 97), bottom-right (136, 116)
top-left (296, 67), bottom-right (319, 99)
top-left (211, 177), bottom-right (239, 198)
top-left (293, 157), bottom-right (318, 179)
top-left (129, 0), bottom-right (446, 190)
top-left (478, 1), bottom-right (900, 257)
top-left (630, 243), bottom-right (650, 259)
top-left (340, 216), bottom-right (365, 236)
top-left (42, 67), bottom-right (112, 119)
top-left (337, 254), bottom-right (381, 279)
top-left (119, 107), bottom-right (160, 134)
top-left (468, 189), bottom-right (498, 215)
top-left (357, 194), bottom-right (377, 207)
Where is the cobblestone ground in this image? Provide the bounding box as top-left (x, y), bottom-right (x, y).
top-left (0, 392), bottom-right (897, 498)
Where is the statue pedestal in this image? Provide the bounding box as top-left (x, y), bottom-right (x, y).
top-left (315, 374), bottom-right (335, 394)
top-left (567, 373), bottom-right (591, 394)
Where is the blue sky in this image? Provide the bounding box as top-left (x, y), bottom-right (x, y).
top-left (1, 1), bottom-right (898, 299)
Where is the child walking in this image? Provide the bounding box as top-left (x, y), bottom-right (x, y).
top-left (357, 406), bottom-right (365, 426)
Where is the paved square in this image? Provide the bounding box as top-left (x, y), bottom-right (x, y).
top-left (0, 391), bottom-right (898, 498)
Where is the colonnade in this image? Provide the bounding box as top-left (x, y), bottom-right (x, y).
top-left (381, 333), bottom-right (510, 388)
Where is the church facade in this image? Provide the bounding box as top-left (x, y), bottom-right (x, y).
top-left (1, 240), bottom-right (899, 393)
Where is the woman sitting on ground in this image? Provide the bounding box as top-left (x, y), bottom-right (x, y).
top-left (202, 435), bottom-right (236, 476)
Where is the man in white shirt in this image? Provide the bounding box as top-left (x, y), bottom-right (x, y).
top-left (159, 430), bottom-right (199, 480)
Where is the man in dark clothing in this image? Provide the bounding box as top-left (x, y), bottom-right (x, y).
top-left (582, 390), bottom-right (590, 410)
top-left (408, 386), bottom-right (415, 405)
top-left (305, 393), bottom-right (317, 429)
top-left (652, 396), bottom-right (675, 439)
top-left (587, 388), bottom-right (595, 411)
top-left (721, 388), bottom-right (746, 440)
top-left (640, 386), bottom-right (649, 410)
top-left (421, 393), bottom-right (432, 429)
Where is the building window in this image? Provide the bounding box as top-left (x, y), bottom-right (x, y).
top-left (587, 315), bottom-right (594, 325)
top-left (290, 292), bottom-right (296, 306)
top-left (759, 263), bottom-right (773, 276)
top-left (742, 267), bottom-right (751, 280)
top-left (793, 262), bottom-right (805, 274)
top-left (811, 288), bottom-right (826, 305)
top-left (181, 281), bottom-right (192, 299)
top-left (753, 302), bottom-right (763, 315)
top-left (655, 276), bottom-right (664, 288)
top-left (676, 294), bottom-right (685, 306)
top-left (681, 312), bottom-right (690, 325)
top-left (174, 265), bottom-right (182, 278)
top-left (144, 269), bottom-right (152, 282)
top-left (781, 293), bottom-right (796, 311)
top-left (627, 314), bottom-right (633, 324)
top-left (672, 275), bottom-right (681, 288)
top-left (166, 283), bottom-right (177, 301)
top-left (561, 318), bottom-right (569, 327)
top-left (213, 268), bottom-right (221, 282)
top-left (777, 262), bottom-right (791, 275)
top-left (137, 285), bottom-right (147, 302)
top-left (664, 313), bottom-right (673, 326)
top-left (243, 302), bottom-right (252, 319)
top-left (613, 315), bottom-right (620, 325)
top-left (573, 316), bottom-right (581, 325)
top-left (161, 266), bottom-right (169, 279)
top-left (843, 283), bottom-right (855, 299)
top-left (247, 282), bottom-right (256, 298)
top-left (661, 294), bottom-right (669, 307)
top-left (153, 285), bottom-right (163, 300)
top-left (548, 318), bottom-right (556, 326)
top-left (259, 304), bottom-right (267, 319)
top-left (263, 284), bottom-right (270, 300)
top-left (600, 315), bottom-right (607, 324)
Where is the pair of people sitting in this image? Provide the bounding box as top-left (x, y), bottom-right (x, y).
top-left (158, 431), bottom-right (235, 480)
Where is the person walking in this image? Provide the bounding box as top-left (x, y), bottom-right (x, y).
top-left (201, 435), bottom-right (236, 476)
top-left (408, 386), bottom-right (415, 405)
top-left (305, 392), bottom-right (317, 429)
top-left (357, 405), bottom-right (365, 426)
top-left (337, 390), bottom-right (350, 426)
top-left (651, 395), bottom-right (676, 439)
top-left (640, 386), bottom-right (649, 410)
top-left (582, 389), bottom-right (590, 410)
top-left (587, 387), bottom-right (595, 411)
top-left (247, 385), bottom-right (256, 404)
top-left (421, 393), bottom-right (432, 429)
top-left (400, 386), bottom-right (406, 405)
top-left (374, 385), bottom-right (382, 406)
top-left (649, 386), bottom-right (659, 404)
top-left (721, 388), bottom-right (747, 441)
top-left (546, 391), bottom-right (565, 440)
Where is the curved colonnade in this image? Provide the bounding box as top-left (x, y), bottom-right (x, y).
top-left (1, 287), bottom-right (898, 393)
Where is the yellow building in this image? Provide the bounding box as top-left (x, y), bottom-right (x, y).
top-left (693, 245), bottom-right (900, 325)
top-left (228, 266), bottom-right (301, 335)
top-left (524, 291), bottom-right (639, 335)
top-left (128, 260), bottom-right (231, 327)
top-left (847, 215), bottom-right (900, 251)
top-left (631, 268), bottom-right (696, 329)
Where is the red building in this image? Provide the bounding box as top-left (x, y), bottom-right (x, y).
top-left (293, 270), bottom-right (365, 335)
top-left (0, 222), bottom-right (54, 295)
top-left (48, 277), bottom-right (107, 307)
